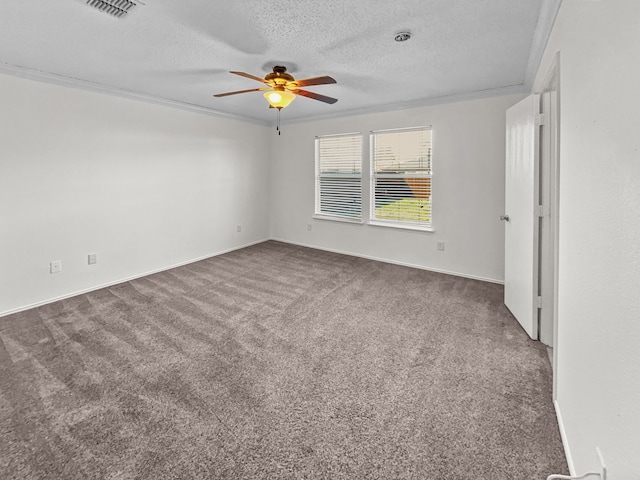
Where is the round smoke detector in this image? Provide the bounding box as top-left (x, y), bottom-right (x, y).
top-left (394, 31), bottom-right (412, 42)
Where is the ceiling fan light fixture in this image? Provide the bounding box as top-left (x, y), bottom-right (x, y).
top-left (264, 89), bottom-right (296, 109)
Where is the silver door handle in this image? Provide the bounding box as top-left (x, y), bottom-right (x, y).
top-left (500, 215), bottom-right (510, 222)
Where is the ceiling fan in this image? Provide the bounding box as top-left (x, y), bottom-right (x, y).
top-left (214, 66), bottom-right (338, 110)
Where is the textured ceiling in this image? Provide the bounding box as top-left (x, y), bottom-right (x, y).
top-left (0, 0), bottom-right (560, 124)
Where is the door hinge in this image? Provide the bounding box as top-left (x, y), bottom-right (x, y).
top-left (537, 296), bottom-right (543, 309)
top-left (537, 205), bottom-right (545, 217)
top-left (535, 113), bottom-right (545, 126)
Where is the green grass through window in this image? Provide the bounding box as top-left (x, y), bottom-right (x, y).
top-left (375, 198), bottom-right (431, 223)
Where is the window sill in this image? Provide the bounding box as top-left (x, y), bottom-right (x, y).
top-left (367, 220), bottom-right (434, 233)
top-left (313, 214), bottom-right (364, 225)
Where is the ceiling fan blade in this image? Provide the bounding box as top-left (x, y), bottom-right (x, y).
top-left (229, 71), bottom-right (269, 83)
top-left (214, 87), bottom-right (268, 97)
top-left (293, 76), bottom-right (337, 87)
top-left (294, 89), bottom-right (338, 104)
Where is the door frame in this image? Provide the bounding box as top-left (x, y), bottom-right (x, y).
top-left (539, 53), bottom-right (561, 399)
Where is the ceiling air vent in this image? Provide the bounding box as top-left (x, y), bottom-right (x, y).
top-left (86, 0), bottom-right (137, 18)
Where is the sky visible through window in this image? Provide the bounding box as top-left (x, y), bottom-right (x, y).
top-left (373, 129), bottom-right (432, 175)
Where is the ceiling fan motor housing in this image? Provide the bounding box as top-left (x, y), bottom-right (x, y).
top-left (265, 66), bottom-right (295, 85)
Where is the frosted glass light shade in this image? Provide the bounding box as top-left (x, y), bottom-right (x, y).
top-left (264, 89), bottom-right (296, 109)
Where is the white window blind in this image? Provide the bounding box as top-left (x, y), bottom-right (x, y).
top-left (370, 127), bottom-right (432, 228)
top-left (315, 133), bottom-right (363, 220)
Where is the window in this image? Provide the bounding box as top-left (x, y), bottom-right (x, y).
top-left (370, 127), bottom-right (432, 229)
top-left (315, 133), bottom-right (363, 221)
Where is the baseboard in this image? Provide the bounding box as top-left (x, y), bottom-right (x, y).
top-left (0, 238), bottom-right (269, 318)
top-left (2, 237), bottom-right (503, 318)
top-left (270, 238), bottom-right (505, 285)
top-left (554, 399), bottom-right (576, 476)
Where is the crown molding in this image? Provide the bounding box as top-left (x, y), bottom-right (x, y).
top-left (0, 62), bottom-right (269, 126)
top-left (1, 53), bottom-right (543, 129)
top-left (277, 83), bottom-right (529, 126)
top-left (523, 0), bottom-right (563, 91)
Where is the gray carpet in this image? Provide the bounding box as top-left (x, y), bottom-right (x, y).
top-left (0, 241), bottom-right (567, 479)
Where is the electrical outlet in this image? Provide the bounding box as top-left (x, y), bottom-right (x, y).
top-left (307, 224), bottom-right (312, 231)
top-left (50, 260), bottom-right (62, 273)
top-left (236, 225), bottom-right (242, 233)
top-left (437, 242), bottom-right (445, 251)
top-left (88, 254), bottom-right (97, 265)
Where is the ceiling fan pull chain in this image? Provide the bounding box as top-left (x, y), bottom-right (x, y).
top-left (277, 108), bottom-right (281, 135)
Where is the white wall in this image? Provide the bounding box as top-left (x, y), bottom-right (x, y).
top-left (0, 74), bottom-right (271, 316)
top-left (269, 95), bottom-right (523, 283)
top-left (533, 1), bottom-right (640, 477)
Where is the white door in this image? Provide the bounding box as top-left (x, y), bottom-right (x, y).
top-left (504, 94), bottom-right (540, 339)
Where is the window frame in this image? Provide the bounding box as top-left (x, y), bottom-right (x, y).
top-left (314, 132), bottom-right (364, 223)
top-left (368, 126), bottom-right (433, 232)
